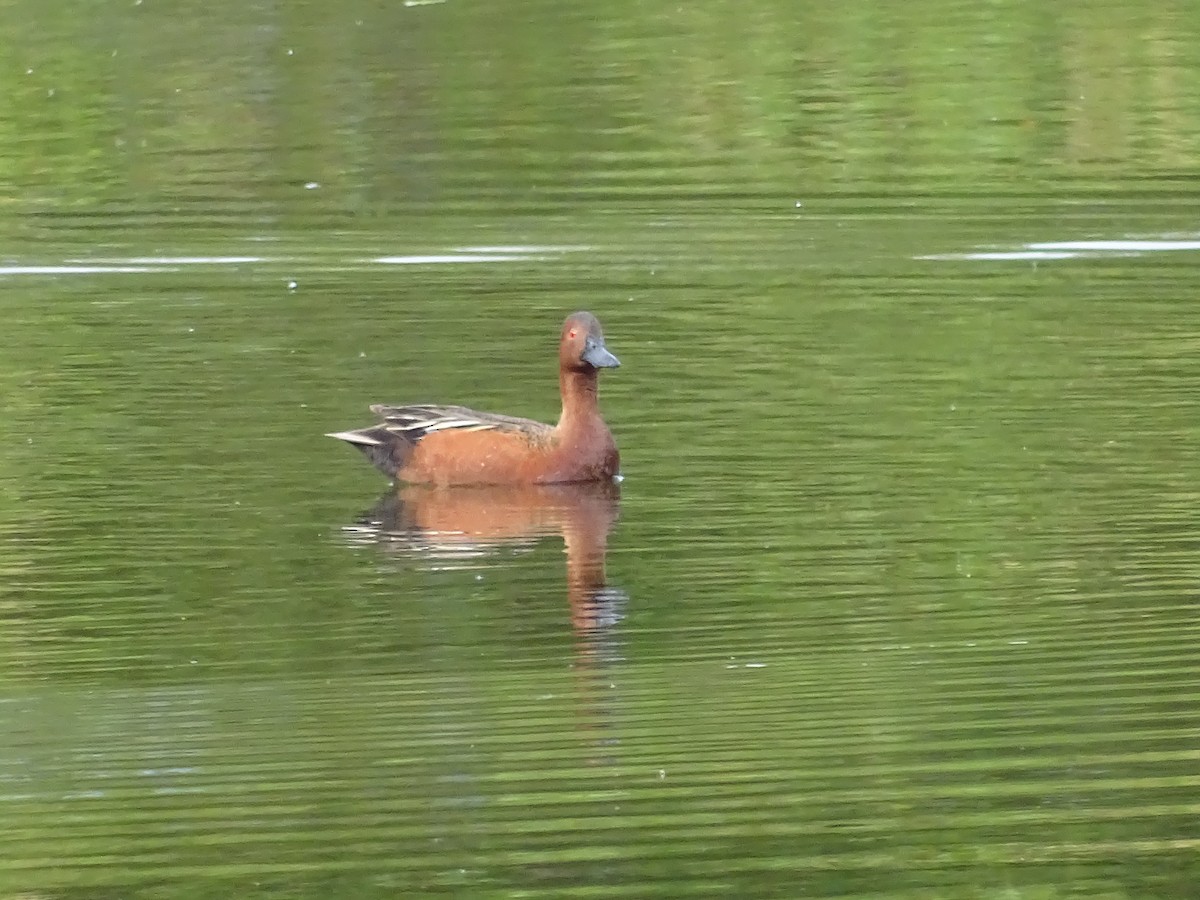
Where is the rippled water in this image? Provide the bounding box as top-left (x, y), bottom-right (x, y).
top-left (3, 0), bottom-right (1200, 897)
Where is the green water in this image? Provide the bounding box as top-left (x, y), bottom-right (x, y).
top-left (2, 0), bottom-right (1199, 897)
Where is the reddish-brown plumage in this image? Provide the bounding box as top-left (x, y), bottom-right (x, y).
top-left (327, 312), bottom-right (621, 486)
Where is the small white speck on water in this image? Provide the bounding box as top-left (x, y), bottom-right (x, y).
top-left (287, 49), bottom-right (294, 56)
top-left (795, 200), bottom-right (803, 207)
top-left (658, 769), bottom-right (666, 779)
top-left (287, 280), bottom-right (298, 290)
top-left (25, 68), bottom-right (33, 75)
top-left (358, 351), bottom-right (366, 358)
top-left (187, 327), bottom-right (194, 333)
top-left (304, 181), bottom-right (319, 190)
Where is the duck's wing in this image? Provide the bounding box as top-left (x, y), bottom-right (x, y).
top-left (326, 404), bottom-right (552, 478)
top-left (368, 404), bottom-right (552, 441)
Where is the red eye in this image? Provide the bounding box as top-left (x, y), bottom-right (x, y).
top-left (568, 328), bottom-right (578, 339)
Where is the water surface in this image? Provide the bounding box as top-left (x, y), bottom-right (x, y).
top-left (2, 0), bottom-right (1200, 897)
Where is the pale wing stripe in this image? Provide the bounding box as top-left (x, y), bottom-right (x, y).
top-left (325, 430), bottom-right (382, 445)
top-left (385, 417), bottom-right (499, 434)
top-left (385, 417), bottom-right (449, 431)
top-left (424, 419), bottom-right (493, 432)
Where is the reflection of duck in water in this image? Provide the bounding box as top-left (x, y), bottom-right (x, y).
top-left (327, 312), bottom-right (620, 486)
top-left (343, 481), bottom-right (626, 635)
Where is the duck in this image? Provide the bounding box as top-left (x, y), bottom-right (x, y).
top-left (327, 311), bottom-right (620, 485)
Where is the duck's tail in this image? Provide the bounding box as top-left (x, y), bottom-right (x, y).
top-left (325, 427), bottom-right (414, 478)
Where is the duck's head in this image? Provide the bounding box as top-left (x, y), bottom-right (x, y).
top-left (560, 311), bottom-right (619, 372)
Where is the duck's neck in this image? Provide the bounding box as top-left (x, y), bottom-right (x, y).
top-left (558, 368), bottom-right (600, 433)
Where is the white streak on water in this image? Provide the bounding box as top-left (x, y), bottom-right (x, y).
top-left (919, 236), bottom-right (1200, 261)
